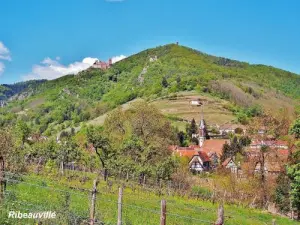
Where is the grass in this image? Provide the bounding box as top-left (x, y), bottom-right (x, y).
top-left (152, 91), bottom-right (236, 125)
top-left (0, 170), bottom-right (298, 225)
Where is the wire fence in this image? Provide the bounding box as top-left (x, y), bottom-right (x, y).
top-left (0, 171), bottom-right (288, 225)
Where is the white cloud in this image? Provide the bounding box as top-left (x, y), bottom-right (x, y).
top-left (111, 55), bottom-right (126, 63)
top-left (0, 41), bottom-right (11, 75)
top-left (0, 42), bottom-right (11, 61)
top-left (82, 57), bottom-right (98, 65)
top-left (23, 57), bottom-right (99, 81)
top-left (23, 54), bottom-right (127, 81)
top-left (0, 62), bottom-right (5, 74)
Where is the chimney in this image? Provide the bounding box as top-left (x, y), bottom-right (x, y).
top-left (108, 58), bottom-right (112, 65)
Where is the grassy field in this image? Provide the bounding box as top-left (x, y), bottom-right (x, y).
top-left (87, 92), bottom-right (236, 129)
top-left (152, 92), bottom-right (236, 126)
top-left (0, 170), bottom-right (297, 225)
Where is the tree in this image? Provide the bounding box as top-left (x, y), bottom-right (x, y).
top-left (103, 101), bottom-right (177, 181)
top-left (220, 142), bottom-right (232, 162)
top-left (256, 145), bottom-right (271, 208)
top-left (186, 118), bottom-right (197, 140)
top-left (287, 150), bottom-right (300, 219)
top-left (0, 129), bottom-right (14, 199)
top-left (162, 76), bottom-right (168, 88)
top-left (56, 136), bottom-right (81, 175)
top-left (220, 136), bottom-right (249, 162)
top-left (87, 126), bottom-right (113, 181)
top-left (289, 118), bottom-right (300, 139)
top-left (274, 172), bottom-right (291, 214)
top-left (177, 131), bottom-right (185, 147)
top-left (15, 120), bottom-right (30, 146)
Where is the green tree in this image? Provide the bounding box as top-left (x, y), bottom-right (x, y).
top-left (287, 150), bottom-right (300, 218)
top-left (162, 76), bottom-right (168, 88)
top-left (103, 101), bottom-right (177, 181)
top-left (186, 118), bottom-right (198, 140)
top-left (274, 172), bottom-right (291, 213)
top-left (87, 126), bottom-right (113, 181)
top-left (289, 118), bottom-right (300, 139)
top-left (0, 129), bottom-right (14, 198)
top-left (15, 120), bottom-right (30, 146)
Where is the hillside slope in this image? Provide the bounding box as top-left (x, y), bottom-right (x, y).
top-left (1, 44), bottom-right (299, 134)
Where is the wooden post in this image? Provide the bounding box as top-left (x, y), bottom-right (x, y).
top-left (143, 174), bottom-right (146, 188)
top-left (117, 187), bottom-right (123, 225)
top-left (272, 219), bottom-right (276, 225)
top-left (215, 204), bottom-right (224, 225)
top-left (90, 179), bottom-right (98, 225)
top-left (160, 200), bottom-right (166, 225)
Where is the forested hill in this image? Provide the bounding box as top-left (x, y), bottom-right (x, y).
top-left (0, 44), bottom-right (299, 133)
top-left (0, 80), bottom-right (46, 100)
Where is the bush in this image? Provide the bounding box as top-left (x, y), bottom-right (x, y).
top-left (190, 186), bottom-right (212, 200)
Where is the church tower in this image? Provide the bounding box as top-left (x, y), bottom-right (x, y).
top-left (198, 105), bottom-right (206, 147)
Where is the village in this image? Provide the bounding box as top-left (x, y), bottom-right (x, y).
top-left (169, 102), bottom-right (290, 177)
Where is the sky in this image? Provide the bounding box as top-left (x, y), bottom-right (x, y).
top-left (1, 0), bottom-right (300, 84)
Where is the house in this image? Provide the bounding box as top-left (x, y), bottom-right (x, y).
top-left (201, 139), bottom-right (229, 167)
top-left (170, 145), bottom-right (211, 172)
top-left (257, 126), bottom-right (267, 135)
top-left (170, 139), bottom-right (229, 170)
top-left (92, 59), bottom-right (112, 70)
top-left (254, 161), bottom-right (284, 176)
top-left (246, 145), bottom-right (289, 176)
top-left (219, 123), bottom-right (246, 135)
top-left (0, 100), bottom-right (6, 108)
top-left (249, 140), bottom-right (288, 150)
top-left (170, 145), bottom-right (201, 157)
top-left (189, 152), bottom-right (211, 172)
top-left (189, 99), bottom-right (202, 106)
top-left (222, 158), bottom-right (238, 173)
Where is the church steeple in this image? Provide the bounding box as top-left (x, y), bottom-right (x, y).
top-left (198, 105), bottom-right (206, 147)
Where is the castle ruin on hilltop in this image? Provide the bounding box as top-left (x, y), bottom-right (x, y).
top-left (92, 58), bottom-right (112, 70)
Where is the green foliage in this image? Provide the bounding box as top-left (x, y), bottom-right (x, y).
top-left (220, 136), bottom-right (251, 162)
top-left (1, 44), bottom-right (299, 136)
top-left (274, 172), bottom-right (291, 213)
top-left (190, 186), bottom-right (212, 200)
top-left (102, 101), bottom-right (177, 180)
top-left (289, 117), bottom-right (300, 138)
top-left (287, 150), bottom-right (300, 214)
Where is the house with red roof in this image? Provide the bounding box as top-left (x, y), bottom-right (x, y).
top-left (189, 151), bottom-right (211, 172)
top-left (170, 139), bottom-right (229, 171)
top-left (222, 158), bottom-right (238, 173)
top-left (201, 139), bottom-right (229, 167)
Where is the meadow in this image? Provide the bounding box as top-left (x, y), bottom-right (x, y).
top-left (0, 170), bottom-right (297, 225)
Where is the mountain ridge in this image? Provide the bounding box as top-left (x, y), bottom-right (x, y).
top-left (0, 44), bottom-right (299, 134)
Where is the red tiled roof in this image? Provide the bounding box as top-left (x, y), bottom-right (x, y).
top-left (201, 139), bottom-right (229, 156)
top-left (278, 149), bottom-right (289, 155)
top-left (222, 158), bottom-right (232, 167)
top-left (177, 147), bottom-right (195, 151)
top-left (198, 151), bottom-right (211, 162)
top-left (168, 145), bottom-right (177, 151)
top-left (174, 150), bottom-right (198, 158)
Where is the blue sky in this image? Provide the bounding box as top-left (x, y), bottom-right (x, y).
top-left (1, 0), bottom-right (300, 84)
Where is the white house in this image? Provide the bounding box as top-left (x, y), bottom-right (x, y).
top-left (222, 158), bottom-right (238, 173)
top-left (189, 151), bottom-right (211, 172)
top-left (190, 99), bottom-right (202, 106)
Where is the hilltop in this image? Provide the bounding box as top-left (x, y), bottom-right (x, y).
top-left (0, 44), bottom-right (299, 133)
